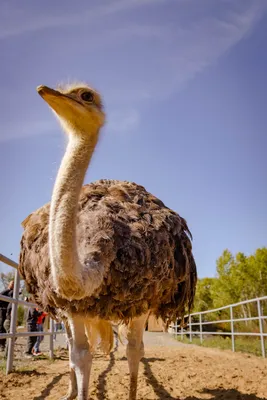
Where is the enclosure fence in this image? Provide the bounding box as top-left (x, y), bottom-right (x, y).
top-left (1, 253), bottom-right (267, 377)
top-left (0, 253), bottom-right (65, 374)
top-left (169, 295), bottom-right (267, 358)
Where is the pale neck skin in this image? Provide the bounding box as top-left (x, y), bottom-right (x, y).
top-left (49, 129), bottom-right (104, 300)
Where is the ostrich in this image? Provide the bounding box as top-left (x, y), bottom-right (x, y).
top-left (19, 82), bottom-right (197, 400)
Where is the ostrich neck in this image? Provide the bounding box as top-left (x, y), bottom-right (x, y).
top-left (49, 134), bottom-right (97, 285)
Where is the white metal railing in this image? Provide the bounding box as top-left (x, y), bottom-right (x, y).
top-left (169, 296), bottom-right (267, 357)
top-left (0, 253), bottom-right (64, 374)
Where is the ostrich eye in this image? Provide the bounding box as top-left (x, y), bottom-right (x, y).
top-left (81, 91), bottom-right (94, 103)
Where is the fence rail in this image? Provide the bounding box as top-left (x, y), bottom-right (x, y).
top-left (169, 296), bottom-right (267, 358)
top-left (1, 252), bottom-right (267, 376)
top-left (0, 253), bottom-right (64, 374)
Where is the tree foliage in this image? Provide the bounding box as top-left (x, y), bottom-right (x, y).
top-left (0, 271), bottom-right (15, 290)
top-left (0, 271), bottom-right (28, 297)
top-left (194, 247), bottom-right (267, 320)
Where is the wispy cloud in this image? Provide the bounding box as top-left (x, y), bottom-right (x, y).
top-left (137, 4), bottom-right (265, 99)
top-left (0, 0), bottom-right (167, 39)
top-left (0, 0), bottom-right (266, 142)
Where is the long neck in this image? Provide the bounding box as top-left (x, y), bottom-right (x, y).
top-left (49, 133), bottom-right (97, 298)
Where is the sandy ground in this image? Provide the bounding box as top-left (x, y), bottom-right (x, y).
top-left (0, 332), bottom-right (266, 400)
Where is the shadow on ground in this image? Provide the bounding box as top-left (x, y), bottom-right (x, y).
top-left (185, 390), bottom-right (267, 400)
top-left (23, 339), bottom-right (266, 400)
top-left (32, 373), bottom-right (68, 400)
top-left (95, 332), bottom-right (119, 400)
top-left (142, 357), bottom-right (266, 400)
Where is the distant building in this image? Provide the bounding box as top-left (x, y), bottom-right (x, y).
top-left (146, 315), bottom-right (164, 332)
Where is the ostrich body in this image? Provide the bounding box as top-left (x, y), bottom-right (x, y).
top-left (19, 83), bottom-right (197, 400)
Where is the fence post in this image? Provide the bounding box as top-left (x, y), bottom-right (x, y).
top-left (175, 319), bottom-right (178, 336)
top-left (6, 269), bottom-right (20, 374)
top-left (230, 305), bottom-right (235, 352)
top-left (181, 326), bottom-right (184, 341)
top-left (257, 299), bottom-right (265, 358)
top-left (189, 314), bottom-right (192, 342)
top-left (199, 314), bottom-right (203, 344)
top-left (49, 318), bottom-right (54, 359)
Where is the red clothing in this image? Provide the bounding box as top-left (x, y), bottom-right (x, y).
top-left (36, 311), bottom-right (47, 325)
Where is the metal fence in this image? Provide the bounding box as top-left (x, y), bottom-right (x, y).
top-left (0, 253), bottom-right (64, 374)
top-left (1, 252), bottom-right (267, 377)
top-left (169, 296), bottom-right (267, 357)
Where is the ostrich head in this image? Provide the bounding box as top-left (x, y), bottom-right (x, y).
top-left (37, 82), bottom-right (105, 139)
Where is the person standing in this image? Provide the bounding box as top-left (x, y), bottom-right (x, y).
top-left (3, 302), bottom-right (12, 357)
top-left (0, 280), bottom-right (14, 351)
top-left (24, 298), bottom-right (42, 358)
top-left (33, 310), bottom-right (47, 356)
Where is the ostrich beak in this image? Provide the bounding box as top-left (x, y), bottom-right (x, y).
top-left (37, 85), bottom-right (60, 97)
top-left (36, 85), bottom-right (81, 113)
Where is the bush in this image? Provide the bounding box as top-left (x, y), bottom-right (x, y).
top-left (17, 305), bottom-right (25, 326)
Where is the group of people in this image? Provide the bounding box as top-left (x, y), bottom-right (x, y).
top-left (0, 281), bottom-right (47, 357)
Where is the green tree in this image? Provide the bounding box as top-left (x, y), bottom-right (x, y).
top-left (0, 271), bottom-right (28, 295)
top-left (0, 271), bottom-right (15, 290)
top-left (211, 249), bottom-right (239, 308)
top-left (193, 277), bottom-right (215, 312)
top-left (17, 305), bottom-right (25, 326)
top-left (194, 247), bottom-right (267, 326)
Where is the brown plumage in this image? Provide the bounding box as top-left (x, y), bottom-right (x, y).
top-left (19, 179), bottom-right (197, 323)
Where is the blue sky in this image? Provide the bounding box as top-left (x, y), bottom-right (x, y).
top-left (0, 0), bottom-right (266, 278)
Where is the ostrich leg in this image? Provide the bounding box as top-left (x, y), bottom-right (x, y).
top-left (61, 320), bottom-right (78, 400)
top-left (126, 313), bottom-right (148, 400)
top-left (68, 315), bottom-right (92, 400)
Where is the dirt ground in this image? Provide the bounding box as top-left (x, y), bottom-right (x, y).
top-left (0, 332), bottom-right (266, 400)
